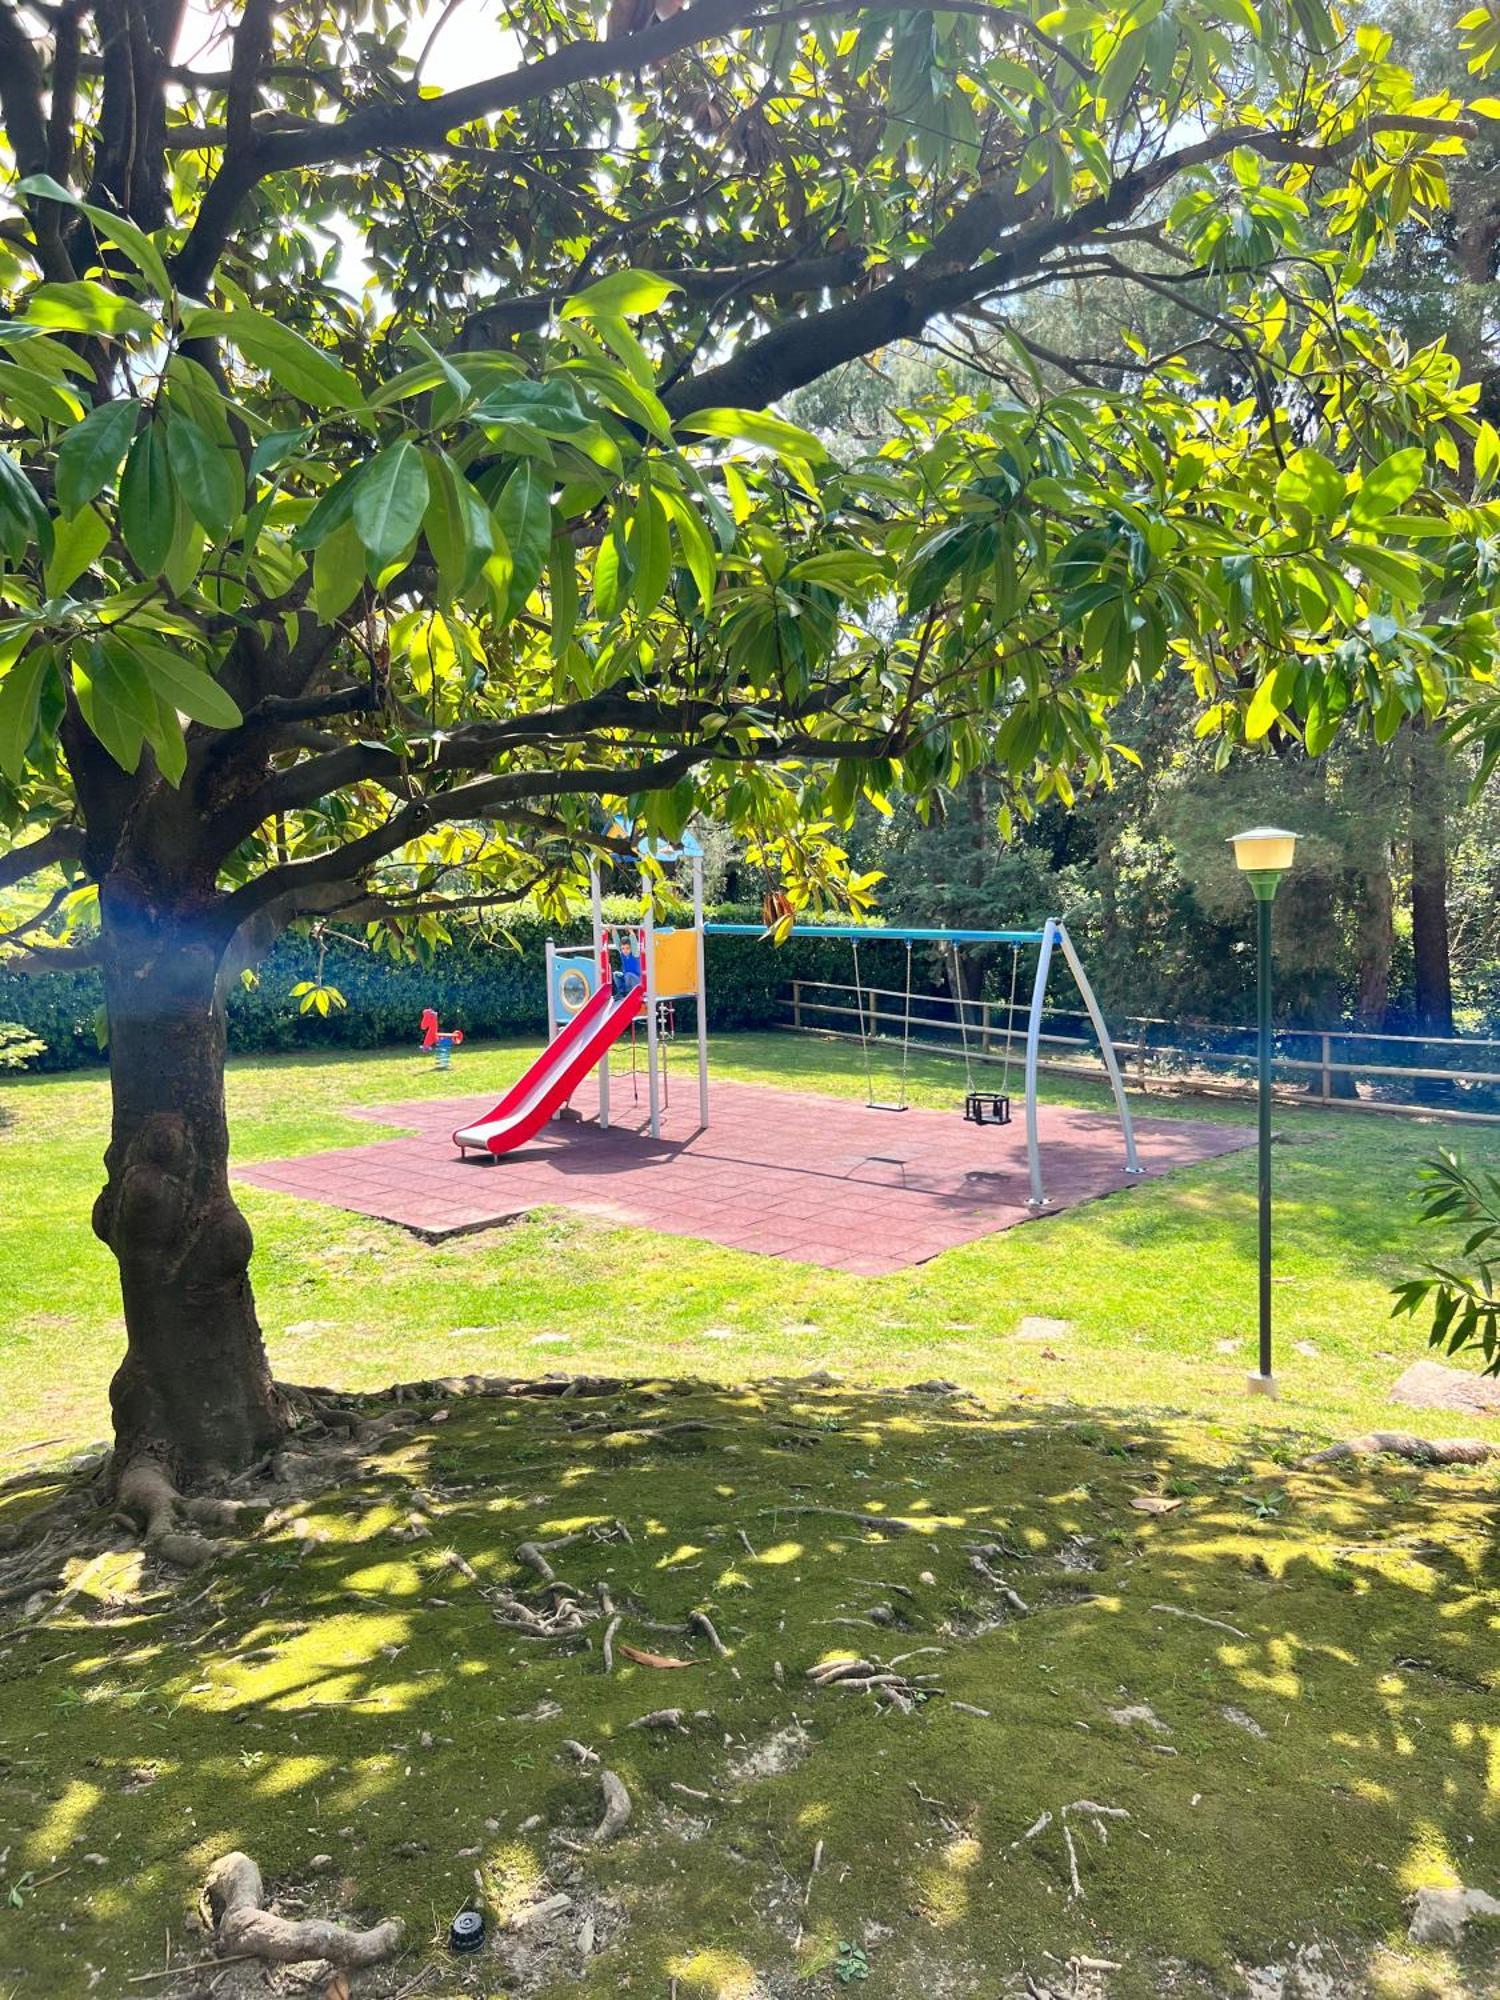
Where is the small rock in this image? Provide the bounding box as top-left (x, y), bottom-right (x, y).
top-left (908, 1379), bottom-right (960, 1396)
top-left (1391, 1359), bottom-right (1500, 1417)
top-left (1108, 1702), bottom-right (1170, 1735)
top-left (1408, 1885), bottom-right (1500, 1946)
top-left (1293, 1340), bottom-right (1319, 1359)
top-left (308, 1854), bottom-right (335, 1872)
top-left (509, 1892), bottom-right (573, 1930)
top-left (1221, 1705), bottom-right (1268, 1739)
top-left (517, 1814), bottom-right (544, 1834)
top-left (418, 1731), bottom-right (433, 1749)
top-left (1016, 1316), bottom-right (1074, 1343)
top-left (1215, 1339), bottom-right (1240, 1355)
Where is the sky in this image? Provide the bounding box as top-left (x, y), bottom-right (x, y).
top-left (172, 0), bottom-right (520, 95)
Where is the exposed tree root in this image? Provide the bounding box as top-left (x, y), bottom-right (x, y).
top-left (687, 1608), bottom-right (729, 1656)
top-left (1149, 1602), bottom-right (1249, 1640)
top-left (591, 1770), bottom-right (632, 1843)
top-left (629, 1707), bottom-right (692, 1733)
top-left (1301, 1432), bottom-right (1497, 1468)
top-left (113, 1459), bottom-right (273, 1570)
top-left (204, 1851), bottom-right (402, 1967)
top-left (805, 1654), bottom-right (939, 1711)
top-left (1007, 1800), bottom-right (1130, 1901)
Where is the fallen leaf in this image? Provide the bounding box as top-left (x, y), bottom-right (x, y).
top-left (618, 1643), bottom-right (697, 1669)
top-left (323, 1975), bottom-right (352, 2000)
top-left (1130, 1496), bottom-right (1182, 1515)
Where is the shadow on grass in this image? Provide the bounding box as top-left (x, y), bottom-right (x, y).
top-left (1, 1377), bottom-right (1496, 1998)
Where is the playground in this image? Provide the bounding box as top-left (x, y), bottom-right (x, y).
top-left (238, 838), bottom-right (1259, 1272)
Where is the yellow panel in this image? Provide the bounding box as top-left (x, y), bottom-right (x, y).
top-left (652, 928), bottom-right (700, 999)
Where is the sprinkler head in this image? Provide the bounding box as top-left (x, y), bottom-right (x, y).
top-left (448, 1908), bottom-right (486, 1954)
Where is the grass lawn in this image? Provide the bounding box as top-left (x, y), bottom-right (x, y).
top-left (1, 1033), bottom-right (1498, 1997)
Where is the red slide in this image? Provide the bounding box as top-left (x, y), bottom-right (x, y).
top-left (452, 981), bottom-right (645, 1157)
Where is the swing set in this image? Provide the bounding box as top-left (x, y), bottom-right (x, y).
top-left (705, 917), bottom-right (1141, 1207)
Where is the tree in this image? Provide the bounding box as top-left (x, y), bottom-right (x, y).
top-left (0, 0), bottom-right (1494, 1509)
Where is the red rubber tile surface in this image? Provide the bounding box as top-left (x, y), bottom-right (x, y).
top-left (237, 1073), bottom-right (1253, 1271)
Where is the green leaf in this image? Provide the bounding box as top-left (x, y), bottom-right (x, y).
top-left (0, 633), bottom-right (53, 780)
top-left (291, 461), bottom-right (374, 551)
top-left (1346, 544), bottom-right (1425, 596)
top-left (72, 642), bottom-right (147, 771)
top-left (494, 461), bottom-right (552, 620)
top-left (164, 408), bottom-right (240, 538)
top-left (127, 636), bottom-right (244, 729)
top-left (16, 173), bottom-right (173, 299)
top-left (352, 440), bottom-right (430, 568)
top-left (399, 328), bottom-right (475, 410)
top-left (1350, 447), bottom-right (1425, 525)
top-left (562, 270), bottom-right (683, 320)
top-left (1274, 448), bottom-right (1344, 521)
top-left (313, 517), bottom-right (365, 621)
top-left (676, 406), bottom-right (830, 467)
top-left (250, 428), bottom-right (307, 478)
top-left (118, 421), bottom-right (175, 575)
top-left (0, 450), bottom-right (53, 562)
top-left (146, 685), bottom-right (187, 785)
top-left (657, 484), bottom-right (717, 609)
top-left (45, 502), bottom-right (109, 594)
top-left (1245, 661), bottom-right (1296, 740)
top-left (181, 307), bottom-right (362, 411)
top-left (23, 280), bottom-right (153, 340)
top-left (627, 484), bottom-right (671, 618)
top-left (548, 536), bottom-right (579, 660)
top-left (55, 398), bottom-right (140, 514)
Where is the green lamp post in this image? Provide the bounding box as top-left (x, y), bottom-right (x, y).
top-left (1230, 826), bottom-right (1298, 1397)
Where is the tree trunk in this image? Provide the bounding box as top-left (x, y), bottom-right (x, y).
top-left (1409, 729), bottom-right (1455, 1038)
top-left (92, 896), bottom-right (286, 1488)
top-left (1353, 846), bottom-right (1394, 1030)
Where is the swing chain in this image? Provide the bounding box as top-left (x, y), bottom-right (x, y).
top-left (851, 936), bottom-right (913, 1112)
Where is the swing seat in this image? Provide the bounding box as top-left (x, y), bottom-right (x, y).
top-left (965, 1091), bottom-right (1012, 1127)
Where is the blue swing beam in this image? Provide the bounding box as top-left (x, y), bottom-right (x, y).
top-left (702, 917), bottom-right (1142, 1206)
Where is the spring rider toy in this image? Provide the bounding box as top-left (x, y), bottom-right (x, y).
top-left (420, 1007), bottom-right (465, 1071)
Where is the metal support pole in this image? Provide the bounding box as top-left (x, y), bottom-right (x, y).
top-left (693, 855), bottom-right (709, 1129)
top-left (644, 902), bottom-right (661, 1139)
top-left (1256, 893), bottom-right (1274, 1385)
top-left (1057, 922), bottom-right (1142, 1177)
top-left (1024, 919), bottom-right (1057, 1207)
top-left (544, 940), bottom-right (557, 1048)
top-left (591, 864), bottom-right (610, 1130)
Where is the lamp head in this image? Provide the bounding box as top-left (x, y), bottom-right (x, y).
top-left (1230, 826), bottom-right (1297, 901)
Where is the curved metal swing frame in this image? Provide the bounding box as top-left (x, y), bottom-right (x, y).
top-left (702, 919), bottom-right (1142, 1208)
top-left (1021, 918), bottom-right (1141, 1207)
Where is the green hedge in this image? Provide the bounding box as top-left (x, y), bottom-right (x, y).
top-left (0, 910), bottom-right (919, 1072)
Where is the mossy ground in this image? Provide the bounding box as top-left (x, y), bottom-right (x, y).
top-left (1, 1036), bottom-right (1498, 1996)
top-left (1, 1381), bottom-right (1497, 1997)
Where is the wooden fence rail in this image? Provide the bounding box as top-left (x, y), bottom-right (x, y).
top-left (784, 978), bottom-right (1500, 1127)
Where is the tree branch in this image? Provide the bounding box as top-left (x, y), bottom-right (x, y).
top-left (664, 112), bottom-right (1475, 415)
top-left (0, 0), bottom-right (75, 280)
top-left (0, 825), bottom-right (85, 893)
top-left (213, 751), bottom-right (703, 936)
